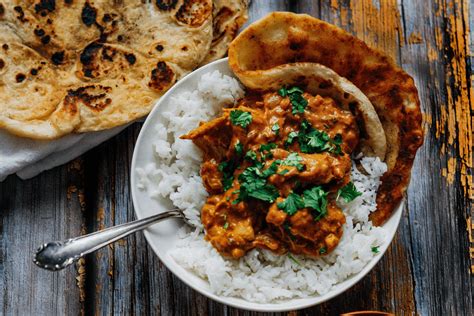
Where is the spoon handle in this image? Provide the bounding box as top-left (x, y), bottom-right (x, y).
top-left (33, 209), bottom-right (184, 271)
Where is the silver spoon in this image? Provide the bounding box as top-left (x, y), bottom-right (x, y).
top-left (33, 209), bottom-right (190, 271)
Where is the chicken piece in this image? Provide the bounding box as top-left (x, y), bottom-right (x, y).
top-left (201, 190), bottom-right (259, 259)
top-left (287, 203), bottom-right (346, 255)
top-left (266, 201), bottom-right (288, 226)
top-left (200, 160), bottom-right (223, 194)
top-left (268, 148), bottom-right (352, 186)
top-left (181, 115), bottom-right (232, 161)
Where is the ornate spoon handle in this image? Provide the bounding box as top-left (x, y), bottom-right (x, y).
top-left (33, 209), bottom-right (185, 271)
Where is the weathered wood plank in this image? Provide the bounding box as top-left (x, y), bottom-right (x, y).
top-left (0, 162), bottom-right (85, 315)
top-left (399, 0), bottom-right (473, 315)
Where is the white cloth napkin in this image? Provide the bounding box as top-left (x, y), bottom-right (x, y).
top-left (0, 124), bottom-right (129, 181)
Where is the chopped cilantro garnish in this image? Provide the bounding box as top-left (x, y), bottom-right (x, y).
top-left (229, 110), bottom-right (252, 128)
top-left (279, 152), bottom-right (304, 171)
top-left (234, 141), bottom-right (244, 156)
top-left (285, 131), bottom-right (299, 147)
top-left (371, 246), bottom-right (380, 254)
top-left (303, 186), bottom-right (328, 221)
top-left (337, 182), bottom-right (362, 202)
top-left (277, 186), bottom-right (328, 220)
top-left (277, 192), bottom-right (304, 215)
top-left (278, 87), bottom-right (288, 97)
top-left (319, 247), bottom-right (327, 255)
top-left (287, 253), bottom-right (301, 265)
top-left (272, 123), bottom-right (280, 135)
top-left (259, 143), bottom-right (277, 152)
top-left (305, 130), bottom-right (331, 152)
top-left (245, 185), bottom-right (279, 202)
top-left (223, 222), bottom-right (229, 230)
top-left (218, 160), bottom-right (237, 191)
top-left (287, 86), bottom-right (304, 94)
top-left (234, 166), bottom-right (279, 203)
top-left (278, 169), bottom-right (290, 175)
top-left (297, 121), bottom-right (343, 155)
top-left (278, 86), bottom-right (308, 115)
top-left (279, 86), bottom-right (304, 97)
top-left (245, 150), bottom-right (257, 162)
top-left (333, 134), bottom-right (343, 145)
top-left (244, 149), bottom-right (264, 169)
top-left (289, 93), bottom-right (308, 115)
top-left (261, 161), bottom-right (278, 178)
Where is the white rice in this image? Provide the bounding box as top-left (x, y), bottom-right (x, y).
top-left (136, 70), bottom-right (388, 303)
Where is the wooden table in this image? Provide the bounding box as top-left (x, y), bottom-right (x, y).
top-left (1, 1), bottom-right (473, 315)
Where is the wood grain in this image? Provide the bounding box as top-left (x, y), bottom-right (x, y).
top-left (0, 0), bottom-right (472, 315)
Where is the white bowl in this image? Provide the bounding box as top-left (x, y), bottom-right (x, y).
top-left (130, 58), bottom-right (403, 312)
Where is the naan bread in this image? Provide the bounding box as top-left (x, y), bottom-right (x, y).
top-left (228, 12), bottom-right (424, 225)
top-left (200, 0), bottom-right (248, 65)
top-left (0, 0), bottom-right (213, 139)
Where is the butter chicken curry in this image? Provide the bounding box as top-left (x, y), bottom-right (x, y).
top-left (182, 87), bottom-right (363, 259)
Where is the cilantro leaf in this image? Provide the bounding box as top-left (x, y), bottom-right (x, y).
top-left (278, 86), bottom-right (308, 115)
top-left (371, 246), bottom-right (379, 254)
top-left (277, 192), bottom-right (304, 215)
top-left (286, 86), bottom-right (304, 94)
top-left (285, 131), bottom-right (299, 147)
top-left (289, 93), bottom-right (308, 115)
top-left (259, 143), bottom-right (277, 152)
top-left (337, 182), bottom-right (362, 202)
top-left (287, 253), bottom-right (301, 265)
top-left (218, 160), bottom-right (237, 191)
top-left (278, 169), bottom-right (290, 175)
top-left (271, 123), bottom-right (280, 135)
top-left (261, 161), bottom-right (278, 178)
top-left (280, 152), bottom-right (304, 171)
top-left (244, 150), bottom-right (264, 169)
top-left (333, 134), bottom-right (343, 145)
top-left (230, 110), bottom-right (252, 128)
top-left (234, 141), bottom-right (244, 156)
top-left (278, 87), bottom-right (288, 97)
top-left (223, 222), bottom-right (229, 230)
top-left (246, 185), bottom-right (279, 202)
top-left (297, 121), bottom-right (343, 155)
top-left (235, 166), bottom-right (279, 203)
top-left (319, 247), bottom-right (327, 255)
top-left (303, 186), bottom-right (328, 220)
top-left (245, 150), bottom-right (257, 162)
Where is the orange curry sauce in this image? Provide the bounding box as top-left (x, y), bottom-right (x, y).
top-left (182, 90), bottom-right (359, 259)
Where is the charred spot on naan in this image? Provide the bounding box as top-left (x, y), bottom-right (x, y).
top-left (148, 61), bottom-right (176, 93)
top-left (64, 85), bottom-right (113, 113)
top-left (13, 6), bottom-right (28, 23)
top-left (34, 0), bottom-right (56, 17)
top-left (78, 43), bottom-right (139, 79)
top-left (175, 0), bottom-right (212, 27)
top-left (155, 0), bottom-right (179, 11)
top-left (81, 2), bottom-right (98, 27)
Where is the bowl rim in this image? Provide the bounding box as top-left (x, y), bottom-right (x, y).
top-left (130, 57), bottom-right (403, 312)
